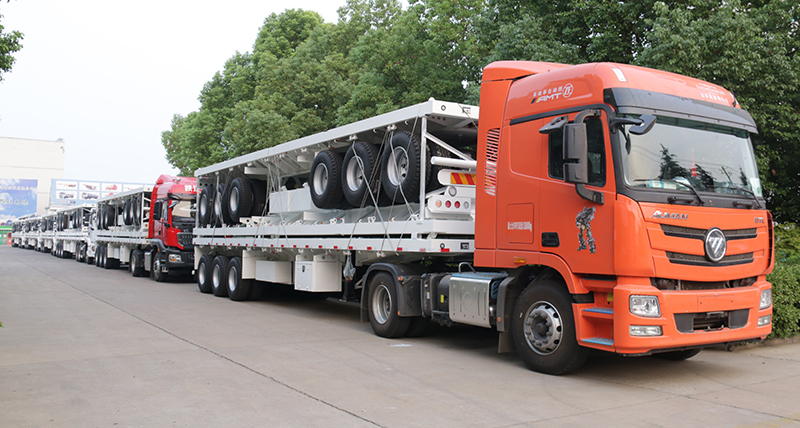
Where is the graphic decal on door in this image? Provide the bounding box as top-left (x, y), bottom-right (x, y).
top-left (576, 207), bottom-right (596, 253)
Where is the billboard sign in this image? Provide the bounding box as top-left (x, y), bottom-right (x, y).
top-left (0, 178), bottom-right (38, 225)
top-left (51, 179), bottom-right (150, 206)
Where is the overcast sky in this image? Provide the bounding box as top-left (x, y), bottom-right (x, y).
top-left (0, 0), bottom-right (347, 183)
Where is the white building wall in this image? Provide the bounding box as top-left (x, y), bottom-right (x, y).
top-left (0, 137), bottom-right (65, 215)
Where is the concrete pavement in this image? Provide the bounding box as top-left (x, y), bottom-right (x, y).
top-left (1, 246), bottom-right (799, 427)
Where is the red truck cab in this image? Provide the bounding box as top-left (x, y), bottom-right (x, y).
top-left (148, 175), bottom-right (197, 278)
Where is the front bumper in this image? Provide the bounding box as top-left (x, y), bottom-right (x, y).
top-left (579, 276), bottom-right (772, 355)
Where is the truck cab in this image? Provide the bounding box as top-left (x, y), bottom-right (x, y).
top-left (147, 175), bottom-right (197, 278)
top-left (475, 62), bottom-right (772, 366)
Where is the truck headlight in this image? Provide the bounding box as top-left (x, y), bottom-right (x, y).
top-left (630, 295), bottom-right (661, 317)
top-left (168, 254), bottom-right (182, 263)
top-left (630, 325), bottom-right (663, 336)
top-left (760, 289), bottom-right (772, 310)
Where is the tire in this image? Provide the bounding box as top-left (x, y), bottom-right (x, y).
top-left (133, 196), bottom-right (142, 228)
top-left (250, 180), bottom-right (267, 217)
top-left (309, 150), bottom-right (345, 209)
top-left (95, 246), bottom-right (102, 267)
top-left (130, 250), bottom-right (145, 277)
top-left (380, 131), bottom-right (430, 204)
top-left (104, 205), bottom-right (115, 229)
top-left (75, 243), bottom-right (82, 262)
top-left (213, 184), bottom-right (225, 227)
top-left (511, 280), bottom-right (589, 375)
top-left (654, 349), bottom-right (702, 361)
top-left (367, 272), bottom-right (410, 338)
top-left (226, 257), bottom-right (252, 301)
top-left (196, 254), bottom-right (214, 293)
top-left (342, 141), bottom-right (382, 207)
top-left (198, 187), bottom-right (214, 227)
top-left (223, 177), bottom-right (253, 225)
top-left (123, 199), bottom-right (132, 225)
top-left (151, 252), bottom-right (167, 282)
top-left (211, 255), bottom-right (230, 297)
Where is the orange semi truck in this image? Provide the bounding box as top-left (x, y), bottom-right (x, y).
top-left (193, 61), bottom-right (773, 374)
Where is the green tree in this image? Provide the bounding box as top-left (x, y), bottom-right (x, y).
top-left (0, 11), bottom-right (23, 82)
top-left (636, 0), bottom-right (800, 221)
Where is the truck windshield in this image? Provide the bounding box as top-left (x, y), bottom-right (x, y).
top-left (619, 116), bottom-right (762, 197)
top-left (170, 199), bottom-right (193, 222)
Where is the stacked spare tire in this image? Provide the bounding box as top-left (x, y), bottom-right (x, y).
top-left (310, 131), bottom-right (439, 210)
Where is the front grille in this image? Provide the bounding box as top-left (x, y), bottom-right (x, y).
top-left (661, 225), bottom-right (757, 240)
top-left (666, 251), bottom-right (753, 266)
top-left (177, 232), bottom-right (193, 248)
top-left (675, 309), bottom-right (749, 333)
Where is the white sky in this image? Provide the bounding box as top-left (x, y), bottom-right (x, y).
top-left (0, 0), bottom-right (347, 183)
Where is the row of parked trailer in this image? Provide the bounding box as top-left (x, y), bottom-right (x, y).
top-left (8, 61), bottom-right (776, 375)
top-left (10, 175), bottom-right (197, 281)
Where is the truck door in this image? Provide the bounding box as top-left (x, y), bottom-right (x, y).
top-left (152, 199), bottom-right (168, 240)
top-left (536, 111), bottom-right (615, 275)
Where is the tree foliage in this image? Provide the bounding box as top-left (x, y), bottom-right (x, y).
top-left (162, 1), bottom-right (800, 223)
top-left (0, 11), bottom-right (23, 82)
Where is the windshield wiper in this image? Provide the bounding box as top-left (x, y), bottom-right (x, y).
top-left (727, 186), bottom-right (762, 209)
top-left (663, 180), bottom-right (705, 205)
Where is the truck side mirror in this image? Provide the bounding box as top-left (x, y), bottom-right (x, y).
top-left (153, 201), bottom-right (162, 220)
top-left (564, 109), bottom-right (604, 204)
top-left (563, 122), bottom-right (588, 184)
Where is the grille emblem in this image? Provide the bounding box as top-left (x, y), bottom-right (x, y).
top-left (704, 228), bottom-right (727, 262)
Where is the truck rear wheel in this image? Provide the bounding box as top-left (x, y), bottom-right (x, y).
top-left (197, 254), bottom-right (213, 293)
top-left (310, 150), bottom-right (345, 209)
top-left (226, 257), bottom-right (252, 301)
top-left (130, 250), bottom-right (145, 277)
top-left (511, 280), bottom-right (588, 375)
top-left (380, 131), bottom-right (429, 204)
top-left (368, 272), bottom-right (410, 338)
top-left (211, 255), bottom-right (230, 297)
top-left (342, 141), bottom-right (381, 207)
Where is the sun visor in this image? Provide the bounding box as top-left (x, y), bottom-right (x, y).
top-left (606, 88), bottom-right (758, 134)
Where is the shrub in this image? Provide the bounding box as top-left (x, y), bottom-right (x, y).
top-left (767, 261), bottom-right (800, 338)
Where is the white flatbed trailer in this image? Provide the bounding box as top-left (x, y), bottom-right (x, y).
top-left (194, 99), bottom-right (480, 295)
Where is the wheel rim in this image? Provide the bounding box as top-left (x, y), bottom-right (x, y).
top-left (386, 147), bottom-right (409, 186)
top-left (155, 258), bottom-right (162, 275)
top-left (313, 163), bottom-right (329, 196)
top-left (198, 261), bottom-right (206, 284)
top-left (212, 264), bottom-right (221, 289)
top-left (199, 194), bottom-right (208, 218)
top-left (214, 194), bottom-right (223, 217)
top-left (371, 284), bottom-right (391, 325)
top-left (346, 156), bottom-right (365, 192)
top-left (230, 187), bottom-right (240, 212)
top-left (522, 300), bottom-right (564, 355)
top-left (228, 266), bottom-right (238, 293)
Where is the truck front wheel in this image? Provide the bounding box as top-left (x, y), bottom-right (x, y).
top-left (368, 272), bottom-right (410, 338)
top-left (511, 280), bottom-right (588, 375)
top-left (151, 252), bottom-right (167, 282)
